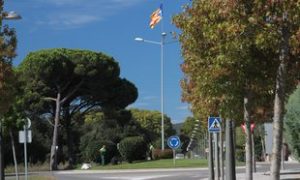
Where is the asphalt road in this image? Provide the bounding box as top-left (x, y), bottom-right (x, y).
top-left (54, 168), bottom-right (210, 180)
top-left (53, 162), bottom-right (300, 180)
top-left (6, 162), bottom-right (299, 180)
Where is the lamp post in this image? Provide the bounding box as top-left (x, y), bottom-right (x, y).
top-left (0, 2), bottom-right (21, 179)
top-left (135, 32), bottom-right (167, 150)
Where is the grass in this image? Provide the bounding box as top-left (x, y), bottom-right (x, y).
top-left (5, 161), bottom-right (70, 173)
top-left (6, 176), bottom-right (56, 180)
top-left (87, 158), bottom-right (209, 170)
top-left (5, 162), bottom-right (50, 174)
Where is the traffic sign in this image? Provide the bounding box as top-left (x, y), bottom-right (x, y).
top-left (167, 136), bottom-right (181, 149)
top-left (19, 130), bottom-right (32, 143)
top-left (241, 123), bottom-right (256, 134)
top-left (26, 117), bottom-right (31, 129)
top-left (208, 117), bottom-right (221, 132)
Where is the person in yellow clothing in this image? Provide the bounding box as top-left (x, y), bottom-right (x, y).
top-left (99, 145), bottom-right (106, 166)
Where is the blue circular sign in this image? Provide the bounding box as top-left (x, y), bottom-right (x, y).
top-left (167, 136), bottom-right (181, 149)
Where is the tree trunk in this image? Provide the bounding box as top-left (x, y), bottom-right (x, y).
top-left (9, 128), bottom-right (18, 180)
top-left (66, 120), bottom-right (74, 168)
top-left (0, 122), bottom-right (4, 180)
top-left (260, 126), bottom-right (266, 161)
top-left (0, 3), bottom-right (4, 180)
top-left (50, 92), bottom-right (61, 171)
top-left (208, 132), bottom-right (214, 180)
top-left (63, 106), bottom-right (75, 169)
top-left (270, 16), bottom-right (289, 180)
top-left (252, 134), bottom-right (256, 173)
top-left (244, 97), bottom-right (253, 180)
top-left (226, 119), bottom-right (236, 180)
top-left (232, 121), bottom-right (236, 153)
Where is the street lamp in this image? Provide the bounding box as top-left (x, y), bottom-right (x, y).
top-left (135, 32), bottom-right (167, 150)
top-left (2, 11), bottom-right (22, 20)
top-left (0, 5), bottom-right (21, 180)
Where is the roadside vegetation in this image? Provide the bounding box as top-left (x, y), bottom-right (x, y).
top-left (1, 1), bottom-right (299, 180)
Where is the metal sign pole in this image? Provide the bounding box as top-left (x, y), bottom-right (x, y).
top-left (173, 149), bottom-right (176, 167)
top-left (24, 123), bottom-right (28, 180)
top-left (214, 132), bottom-right (220, 180)
top-left (167, 136), bottom-right (180, 167)
top-left (208, 132), bottom-right (214, 180)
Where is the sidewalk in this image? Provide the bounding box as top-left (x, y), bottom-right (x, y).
top-left (239, 171), bottom-right (300, 180)
top-left (202, 172), bottom-right (300, 180)
top-left (201, 166), bottom-right (300, 180)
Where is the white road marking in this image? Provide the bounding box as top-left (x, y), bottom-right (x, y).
top-left (104, 174), bottom-right (173, 180)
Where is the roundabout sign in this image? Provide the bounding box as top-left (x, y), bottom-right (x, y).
top-left (167, 135), bottom-right (181, 149)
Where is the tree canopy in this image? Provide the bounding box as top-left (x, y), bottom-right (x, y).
top-left (18, 48), bottom-right (138, 170)
top-left (130, 108), bottom-right (175, 146)
top-left (0, 11), bottom-right (17, 114)
top-left (173, 0), bottom-right (284, 123)
top-left (173, 1), bottom-right (300, 178)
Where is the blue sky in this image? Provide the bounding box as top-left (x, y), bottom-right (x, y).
top-left (4, 0), bottom-right (191, 124)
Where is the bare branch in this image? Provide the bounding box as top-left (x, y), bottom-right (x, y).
top-left (60, 80), bottom-right (84, 104)
top-left (43, 97), bottom-right (56, 101)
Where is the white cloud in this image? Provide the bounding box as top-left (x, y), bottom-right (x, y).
top-left (36, 0), bottom-right (141, 7)
top-left (35, 0), bottom-right (85, 6)
top-left (37, 13), bottom-right (101, 29)
top-left (30, 0), bottom-right (143, 29)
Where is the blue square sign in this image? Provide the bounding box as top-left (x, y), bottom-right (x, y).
top-left (208, 117), bottom-right (221, 133)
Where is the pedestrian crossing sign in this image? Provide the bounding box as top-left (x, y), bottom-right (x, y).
top-left (208, 117), bottom-right (221, 133)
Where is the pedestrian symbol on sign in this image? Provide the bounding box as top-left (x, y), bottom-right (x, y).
top-left (214, 121), bottom-right (219, 128)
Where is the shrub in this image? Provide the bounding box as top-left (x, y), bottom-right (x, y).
top-left (152, 149), bottom-right (173, 159)
top-left (79, 135), bottom-right (117, 164)
top-left (235, 148), bottom-right (245, 162)
top-left (119, 136), bottom-right (147, 163)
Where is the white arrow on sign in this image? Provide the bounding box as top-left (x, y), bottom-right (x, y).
top-left (26, 117), bottom-right (31, 129)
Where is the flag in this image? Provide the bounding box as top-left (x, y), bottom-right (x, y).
top-left (149, 5), bottom-right (162, 29)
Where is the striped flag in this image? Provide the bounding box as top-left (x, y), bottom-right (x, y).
top-left (149, 4), bottom-right (163, 29)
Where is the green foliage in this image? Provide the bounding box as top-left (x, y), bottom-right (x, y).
top-left (235, 149), bottom-right (245, 162)
top-left (118, 136), bottom-right (147, 163)
top-left (179, 133), bottom-right (189, 155)
top-left (284, 86), bottom-right (300, 160)
top-left (0, 11), bottom-right (17, 113)
top-left (17, 48), bottom-right (138, 167)
top-left (79, 109), bottom-right (145, 164)
top-left (130, 109), bottom-right (176, 144)
top-left (173, 0), bottom-right (299, 124)
top-left (180, 117), bottom-right (196, 136)
top-left (179, 117), bottom-right (206, 153)
top-left (79, 121), bottom-right (118, 163)
top-left (80, 135), bottom-right (117, 164)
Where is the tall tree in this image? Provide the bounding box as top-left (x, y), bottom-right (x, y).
top-left (0, 1), bottom-right (17, 179)
top-left (174, 1), bottom-right (300, 179)
top-left (18, 48), bottom-right (122, 170)
top-left (0, 1), bottom-right (17, 113)
top-left (239, 2), bottom-right (300, 178)
top-left (61, 78), bottom-right (137, 167)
